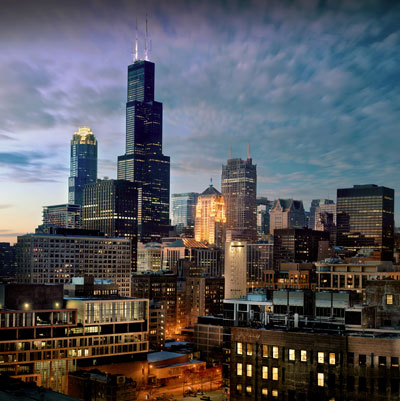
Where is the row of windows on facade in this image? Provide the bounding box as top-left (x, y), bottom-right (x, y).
top-left (236, 342), bottom-right (400, 367)
top-left (237, 343), bottom-right (336, 364)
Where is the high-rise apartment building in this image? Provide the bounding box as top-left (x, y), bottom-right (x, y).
top-left (195, 184), bottom-right (226, 246)
top-left (309, 199), bottom-right (335, 229)
top-left (117, 59), bottom-right (170, 243)
top-left (222, 153), bottom-right (257, 242)
top-left (269, 199), bottom-right (306, 234)
top-left (337, 185), bottom-right (394, 260)
top-left (16, 231), bottom-right (132, 296)
top-left (41, 204), bottom-right (82, 232)
top-left (68, 127), bottom-right (97, 206)
top-left (171, 192), bottom-right (199, 235)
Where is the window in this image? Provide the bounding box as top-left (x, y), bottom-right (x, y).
top-left (301, 350), bottom-right (307, 362)
top-left (246, 386), bottom-right (252, 394)
top-left (237, 363), bottom-right (243, 376)
top-left (272, 390), bottom-right (278, 398)
top-left (262, 344), bottom-right (268, 357)
top-left (273, 346), bottom-right (279, 359)
top-left (262, 366), bottom-right (268, 379)
top-left (359, 354), bottom-right (366, 366)
top-left (262, 388), bottom-right (268, 397)
top-left (289, 349), bottom-right (295, 361)
top-left (236, 384), bottom-right (242, 392)
top-left (318, 352), bottom-right (324, 364)
top-left (329, 353), bottom-right (335, 365)
top-left (391, 357), bottom-right (399, 367)
top-left (379, 356), bottom-right (386, 367)
top-left (247, 343), bottom-right (252, 356)
top-left (237, 342), bottom-right (243, 355)
top-left (347, 352), bottom-right (354, 364)
top-left (246, 364), bottom-right (252, 377)
top-left (272, 367), bottom-right (278, 381)
top-left (318, 373), bottom-right (324, 387)
top-left (359, 377), bottom-right (367, 392)
top-left (347, 376), bottom-right (354, 392)
top-left (386, 294), bottom-right (393, 305)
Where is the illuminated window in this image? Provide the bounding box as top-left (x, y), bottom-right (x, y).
top-left (318, 373), bottom-right (324, 387)
top-left (246, 364), bottom-right (252, 377)
top-left (246, 386), bottom-right (252, 394)
top-left (237, 342), bottom-right (243, 355)
top-left (329, 353), bottom-right (336, 365)
top-left (262, 344), bottom-right (268, 357)
top-left (247, 343), bottom-right (253, 356)
top-left (272, 390), bottom-right (278, 398)
top-left (262, 366), bottom-right (268, 379)
top-left (236, 384), bottom-right (242, 392)
top-left (318, 352), bottom-right (325, 364)
top-left (237, 363), bottom-right (243, 376)
top-left (301, 350), bottom-right (307, 362)
top-left (262, 388), bottom-right (268, 397)
top-left (387, 294), bottom-right (393, 305)
top-left (272, 367), bottom-right (278, 381)
top-left (289, 349), bottom-right (295, 361)
top-left (273, 346), bottom-right (279, 359)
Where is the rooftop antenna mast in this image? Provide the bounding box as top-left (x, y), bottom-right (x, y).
top-left (135, 17), bottom-right (139, 61)
top-left (145, 14), bottom-right (149, 61)
top-left (247, 144), bottom-right (251, 159)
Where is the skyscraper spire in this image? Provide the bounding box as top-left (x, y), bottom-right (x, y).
top-left (145, 14), bottom-right (149, 61)
top-left (247, 144), bottom-right (250, 159)
top-left (135, 17), bottom-right (139, 62)
top-left (210, 177), bottom-right (213, 186)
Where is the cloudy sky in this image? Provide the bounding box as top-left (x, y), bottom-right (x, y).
top-left (0, 0), bottom-right (399, 243)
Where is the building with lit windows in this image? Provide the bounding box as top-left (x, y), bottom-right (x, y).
top-left (0, 283), bottom-right (148, 395)
top-left (222, 153), bottom-right (257, 242)
top-left (195, 184), bottom-right (226, 247)
top-left (337, 185), bottom-right (394, 261)
top-left (171, 192), bottom-right (199, 236)
top-left (137, 242), bottom-right (162, 272)
top-left (68, 127), bottom-right (97, 207)
top-left (117, 59), bottom-right (170, 243)
top-left (16, 230), bottom-right (132, 297)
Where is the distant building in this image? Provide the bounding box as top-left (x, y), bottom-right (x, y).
top-left (265, 262), bottom-right (316, 291)
top-left (337, 185), bottom-right (394, 261)
top-left (256, 198), bottom-right (273, 240)
top-left (171, 192), bottom-right (199, 236)
top-left (137, 242), bottom-right (162, 272)
top-left (41, 204), bottom-right (82, 232)
top-left (309, 199), bottom-right (334, 230)
top-left (222, 153), bottom-right (257, 242)
top-left (16, 230), bottom-right (132, 297)
top-left (0, 242), bottom-right (16, 278)
top-left (269, 199), bottom-right (306, 234)
top-left (195, 184), bottom-right (226, 246)
top-left (273, 228), bottom-right (329, 268)
top-left (68, 127), bottom-right (97, 207)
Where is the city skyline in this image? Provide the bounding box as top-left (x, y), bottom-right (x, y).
top-left (1, 0), bottom-right (400, 243)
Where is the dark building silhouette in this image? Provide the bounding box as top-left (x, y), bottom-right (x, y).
top-left (337, 185), bottom-right (394, 261)
top-left (222, 151), bottom-right (257, 242)
top-left (68, 127), bottom-right (97, 207)
top-left (117, 59), bottom-right (170, 243)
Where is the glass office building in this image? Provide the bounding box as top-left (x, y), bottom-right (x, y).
top-left (171, 192), bottom-right (199, 235)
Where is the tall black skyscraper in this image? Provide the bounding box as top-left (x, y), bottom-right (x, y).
top-left (118, 59), bottom-right (170, 243)
top-left (68, 126), bottom-right (97, 206)
top-left (337, 184), bottom-right (394, 261)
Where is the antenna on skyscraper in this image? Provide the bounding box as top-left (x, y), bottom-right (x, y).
top-left (210, 177), bottom-right (213, 186)
top-left (135, 17), bottom-right (139, 61)
top-left (229, 146), bottom-right (232, 159)
top-left (145, 14), bottom-right (149, 61)
top-left (247, 144), bottom-right (251, 159)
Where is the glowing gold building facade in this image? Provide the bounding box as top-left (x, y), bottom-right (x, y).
top-left (195, 184), bottom-right (226, 246)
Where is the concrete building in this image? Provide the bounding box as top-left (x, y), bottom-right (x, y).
top-left (265, 263), bottom-right (316, 291)
top-left (0, 283), bottom-right (148, 394)
top-left (16, 230), bottom-right (132, 297)
top-left (137, 242), bottom-right (162, 272)
top-left (269, 199), bottom-right (306, 235)
top-left (40, 204), bottom-right (82, 233)
top-left (195, 184), bottom-right (226, 247)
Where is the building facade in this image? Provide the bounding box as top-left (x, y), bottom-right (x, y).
top-left (309, 199), bottom-right (334, 230)
top-left (16, 231), bottom-right (132, 297)
top-left (336, 185), bottom-right (394, 261)
top-left (117, 59), bottom-right (170, 243)
top-left (221, 155), bottom-right (257, 242)
top-left (269, 199), bottom-right (306, 235)
top-left (171, 192), bottom-right (199, 236)
top-left (41, 204), bottom-right (82, 232)
top-left (195, 184), bottom-right (226, 247)
top-left (68, 127), bottom-right (97, 207)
